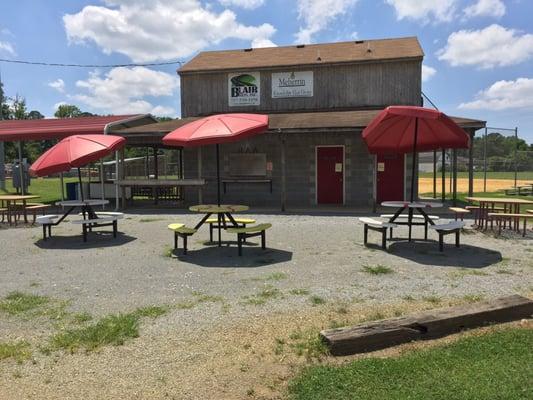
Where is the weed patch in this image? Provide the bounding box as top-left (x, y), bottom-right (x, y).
top-left (0, 341), bottom-right (31, 362)
top-left (362, 265), bottom-right (393, 275)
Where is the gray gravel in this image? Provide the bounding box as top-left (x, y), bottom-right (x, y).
top-left (0, 211), bottom-right (531, 399)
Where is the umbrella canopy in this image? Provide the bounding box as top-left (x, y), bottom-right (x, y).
top-left (162, 113), bottom-right (269, 207)
top-left (362, 106), bottom-right (470, 202)
top-left (162, 113), bottom-right (268, 147)
top-left (362, 106), bottom-right (469, 154)
top-left (30, 134), bottom-right (126, 177)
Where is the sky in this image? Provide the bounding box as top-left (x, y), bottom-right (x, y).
top-left (0, 0), bottom-right (532, 142)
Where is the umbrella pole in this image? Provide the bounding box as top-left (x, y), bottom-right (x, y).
top-left (216, 144), bottom-right (221, 207)
top-left (18, 141), bottom-right (25, 195)
top-left (410, 118), bottom-right (419, 202)
top-left (77, 167), bottom-right (84, 201)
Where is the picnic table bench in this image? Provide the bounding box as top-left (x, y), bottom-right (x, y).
top-left (71, 215), bottom-right (120, 242)
top-left (429, 221), bottom-right (464, 252)
top-left (227, 223), bottom-right (272, 256)
top-left (488, 212), bottom-right (533, 237)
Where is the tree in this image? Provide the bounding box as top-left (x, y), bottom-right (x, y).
top-left (54, 104), bottom-right (82, 118)
top-left (27, 110), bottom-right (44, 119)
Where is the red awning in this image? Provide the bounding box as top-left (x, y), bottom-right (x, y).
top-left (0, 115), bottom-right (151, 142)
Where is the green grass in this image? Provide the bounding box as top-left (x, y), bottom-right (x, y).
top-left (362, 265), bottom-right (394, 275)
top-left (50, 306), bottom-right (168, 352)
top-left (1, 177), bottom-right (78, 204)
top-left (309, 295), bottom-right (326, 306)
top-left (242, 285), bottom-right (282, 306)
top-left (0, 341), bottom-right (31, 362)
top-left (0, 292), bottom-right (50, 315)
top-left (289, 328), bottom-right (533, 400)
top-left (419, 171), bottom-right (533, 180)
top-left (289, 288), bottom-right (310, 296)
top-left (139, 218), bottom-right (166, 223)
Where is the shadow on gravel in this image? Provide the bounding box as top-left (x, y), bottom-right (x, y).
top-left (386, 240), bottom-right (502, 268)
top-left (173, 245), bottom-right (293, 268)
top-left (34, 233), bottom-right (137, 250)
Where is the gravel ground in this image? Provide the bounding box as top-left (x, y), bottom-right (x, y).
top-left (0, 210), bottom-right (532, 399)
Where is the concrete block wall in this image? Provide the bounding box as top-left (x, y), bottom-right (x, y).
top-left (182, 131), bottom-right (376, 208)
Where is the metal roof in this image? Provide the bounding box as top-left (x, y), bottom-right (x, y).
top-left (0, 114), bottom-right (157, 142)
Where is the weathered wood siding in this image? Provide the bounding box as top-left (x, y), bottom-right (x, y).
top-left (180, 60), bottom-right (422, 117)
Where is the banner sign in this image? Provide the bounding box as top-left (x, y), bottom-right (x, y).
top-left (272, 71), bottom-right (313, 98)
top-left (228, 72), bottom-right (260, 106)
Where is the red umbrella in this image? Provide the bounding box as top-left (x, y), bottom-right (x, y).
top-left (30, 134), bottom-right (126, 200)
top-left (162, 113), bottom-right (269, 205)
top-left (362, 106), bottom-right (470, 201)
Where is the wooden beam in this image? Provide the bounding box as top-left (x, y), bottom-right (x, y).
top-left (321, 295), bottom-right (533, 356)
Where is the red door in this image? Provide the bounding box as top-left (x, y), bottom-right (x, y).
top-left (376, 154), bottom-right (404, 202)
top-left (317, 146), bottom-right (343, 204)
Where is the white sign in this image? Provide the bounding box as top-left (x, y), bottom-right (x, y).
top-left (272, 71), bottom-right (313, 98)
top-left (228, 72), bottom-right (260, 106)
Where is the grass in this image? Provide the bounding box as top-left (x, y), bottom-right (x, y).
top-left (243, 285), bottom-right (282, 306)
top-left (287, 329), bottom-right (329, 360)
top-left (1, 177), bottom-right (78, 204)
top-left (309, 295), bottom-right (326, 306)
top-left (289, 288), bottom-right (310, 296)
top-left (362, 264), bottom-right (394, 275)
top-left (0, 341), bottom-right (31, 362)
top-left (162, 245), bottom-right (174, 258)
top-left (50, 305), bottom-right (168, 352)
top-left (139, 218), bottom-right (166, 223)
top-left (0, 292), bottom-right (50, 315)
top-left (288, 328), bottom-right (533, 400)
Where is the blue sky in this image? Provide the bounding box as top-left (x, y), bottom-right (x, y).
top-left (1, 0), bottom-right (532, 142)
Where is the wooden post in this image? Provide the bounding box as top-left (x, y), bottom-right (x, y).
top-left (279, 129), bottom-right (286, 212)
top-left (120, 148), bottom-right (126, 209)
top-left (433, 150), bottom-right (437, 199)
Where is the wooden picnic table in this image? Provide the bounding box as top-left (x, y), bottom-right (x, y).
top-left (0, 194), bottom-right (40, 226)
top-left (381, 201), bottom-right (443, 241)
top-left (465, 196), bottom-right (533, 232)
top-left (189, 204), bottom-right (249, 247)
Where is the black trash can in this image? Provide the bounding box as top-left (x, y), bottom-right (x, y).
top-left (66, 182), bottom-right (78, 200)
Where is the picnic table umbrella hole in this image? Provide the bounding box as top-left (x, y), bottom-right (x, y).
top-left (29, 134), bottom-right (126, 201)
top-left (362, 106), bottom-right (470, 202)
top-left (162, 113), bottom-right (269, 206)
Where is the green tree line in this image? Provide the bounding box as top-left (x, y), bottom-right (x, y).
top-left (472, 133), bottom-right (533, 172)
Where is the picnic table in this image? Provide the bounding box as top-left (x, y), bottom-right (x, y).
top-left (381, 201), bottom-right (443, 241)
top-left (0, 194), bottom-right (40, 225)
top-left (189, 204), bottom-right (249, 247)
top-left (465, 196), bottom-right (533, 232)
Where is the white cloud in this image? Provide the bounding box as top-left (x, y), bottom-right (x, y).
top-left (438, 24), bottom-right (533, 69)
top-left (295, 0), bottom-right (358, 43)
top-left (69, 66), bottom-right (179, 116)
top-left (385, 0), bottom-right (458, 23)
top-left (251, 38), bottom-right (277, 48)
top-left (48, 79), bottom-right (66, 93)
top-left (0, 41), bottom-right (15, 55)
top-left (219, 0), bottom-right (265, 9)
top-left (463, 0), bottom-right (505, 19)
top-left (460, 78), bottom-right (533, 110)
top-left (422, 65), bottom-right (436, 82)
top-left (63, 0), bottom-right (276, 62)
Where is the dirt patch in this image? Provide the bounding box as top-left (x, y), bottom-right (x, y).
top-left (1, 297), bottom-right (531, 400)
top-left (419, 177), bottom-right (532, 194)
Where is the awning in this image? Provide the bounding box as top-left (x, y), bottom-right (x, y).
top-left (113, 109), bottom-right (486, 138)
top-left (0, 114), bottom-right (157, 142)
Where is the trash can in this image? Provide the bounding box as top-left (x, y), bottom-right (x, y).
top-left (66, 182), bottom-right (78, 200)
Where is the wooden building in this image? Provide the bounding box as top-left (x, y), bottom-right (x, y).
top-left (113, 37), bottom-right (485, 209)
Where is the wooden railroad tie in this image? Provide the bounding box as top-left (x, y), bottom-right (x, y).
top-left (321, 295), bottom-right (533, 356)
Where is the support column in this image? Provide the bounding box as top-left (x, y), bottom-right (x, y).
top-left (433, 150), bottom-right (437, 199)
top-left (452, 149), bottom-right (457, 206)
top-left (0, 142), bottom-right (5, 191)
top-left (468, 130), bottom-right (474, 197)
top-left (120, 148), bottom-right (126, 209)
top-left (114, 151), bottom-right (119, 210)
top-left (197, 147), bottom-right (203, 204)
top-left (441, 149), bottom-right (446, 202)
top-left (280, 130), bottom-right (286, 212)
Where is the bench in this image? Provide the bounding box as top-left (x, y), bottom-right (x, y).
top-left (227, 223), bottom-right (272, 256)
top-left (205, 217), bottom-right (256, 242)
top-left (0, 207), bottom-right (7, 223)
top-left (428, 221), bottom-right (465, 252)
top-left (35, 215), bottom-right (60, 240)
top-left (168, 224), bottom-right (196, 255)
top-left (488, 213), bottom-right (533, 237)
top-left (71, 216), bottom-right (119, 242)
top-left (78, 211), bottom-right (124, 220)
top-left (449, 207), bottom-right (470, 221)
top-left (360, 217), bottom-right (397, 250)
top-left (23, 203), bottom-right (51, 224)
